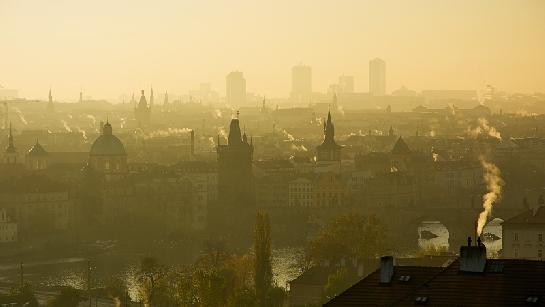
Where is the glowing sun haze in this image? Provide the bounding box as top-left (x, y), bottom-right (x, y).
top-left (1, 0), bottom-right (544, 101)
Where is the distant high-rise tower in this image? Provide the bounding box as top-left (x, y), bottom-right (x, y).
top-left (149, 86), bottom-right (154, 107)
top-left (47, 88), bottom-right (55, 112)
top-left (369, 58), bottom-right (386, 96)
top-left (79, 90), bottom-right (83, 103)
top-left (134, 90), bottom-right (151, 126)
top-left (338, 75), bottom-right (354, 93)
top-left (226, 71), bottom-right (246, 106)
top-left (217, 114), bottom-right (254, 207)
top-left (291, 64), bottom-right (312, 103)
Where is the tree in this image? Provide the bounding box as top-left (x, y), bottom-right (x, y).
top-left (254, 211), bottom-right (273, 305)
top-left (47, 287), bottom-right (81, 307)
top-left (9, 283), bottom-right (38, 307)
top-left (138, 257), bottom-right (166, 306)
top-left (308, 213), bottom-right (387, 265)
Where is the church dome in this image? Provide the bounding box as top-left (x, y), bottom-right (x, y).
top-left (89, 122), bottom-right (126, 156)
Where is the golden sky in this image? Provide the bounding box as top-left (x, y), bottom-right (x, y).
top-left (1, 0), bottom-right (544, 101)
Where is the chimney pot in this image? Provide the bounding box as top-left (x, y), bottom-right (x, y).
top-left (380, 256), bottom-right (394, 284)
top-left (459, 245), bottom-right (487, 273)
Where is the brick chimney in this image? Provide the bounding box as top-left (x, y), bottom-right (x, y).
top-left (459, 241), bottom-right (487, 273)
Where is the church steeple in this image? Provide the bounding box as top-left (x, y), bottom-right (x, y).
top-left (150, 86), bottom-right (154, 107)
top-left (47, 88), bottom-right (54, 112)
top-left (8, 122), bottom-right (14, 148)
top-left (5, 122), bottom-right (17, 163)
top-left (324, 110), bottom-right (336, 143)
top-left (388, 126), bottom-right (394, 137)
top-left (316, 111), bottom-right (341, 163)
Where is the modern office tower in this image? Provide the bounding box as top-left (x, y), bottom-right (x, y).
top-left (226, 71), bottom-right (246, 105)
top-left (369, 58), bottom-right (386, 96)
top-left (291, 64), bottom-right (312, 103)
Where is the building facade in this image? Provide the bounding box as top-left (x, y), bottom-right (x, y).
top-left (502, 205), bottom-right (545, 260)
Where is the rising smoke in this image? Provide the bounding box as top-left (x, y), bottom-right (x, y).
top-left (466, 118), bottom-right (501, 139)
top-left (467, 118), bottom-right (505, 235)
top-left (477, 157), bottom-right (504, 235)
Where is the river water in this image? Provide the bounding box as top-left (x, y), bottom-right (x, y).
top-left (1, 220), bottom-right (503, 299)
top-left (417, 219), bottom-right (503, 256)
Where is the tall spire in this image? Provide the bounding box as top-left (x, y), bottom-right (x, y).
top-left (6, 121), bottom-right (15, 151)
top-left (79, 89), bottom-right (83, 103)
top-left (47, 87), bottom-right (54, 112)
top-left (324, 111), bottom-right (335, 141)
top-left (164, 90), bottom-right (168, 105)
top-left (150, 86), bottom-right (154, 107)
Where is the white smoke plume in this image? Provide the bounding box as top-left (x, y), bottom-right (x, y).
top-left (218, 127), bottom-right (228, 141)
top-left (515, 109), bottom-right (538, 117)
top-left (145, 128), bottom-right (192, 139)
top-left (61, 120), bottom-right (72, 132)
top-left (467, 118), bottom-right (501, 140)
top-left (290, 144), bottom-right (308, 152)
top-left (348, 130), bottom-right (366, 137)
top-left (477, 157), bottom-right (504, 235)
top-left (12, 107), bottom-right (28, 125)
top-left (76, 126), bottom-right (87, 140)
top-left (282, 129), bottom-right (295, 141)
top-left (86, 114), bottom-right (96, 128)
top-left (466, 118), bottom-right (505, 236)
top-left (212, 109), bottom-right (222, 119)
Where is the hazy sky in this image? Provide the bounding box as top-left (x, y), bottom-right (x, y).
top-left (1, 0), bottom-right (544, 101)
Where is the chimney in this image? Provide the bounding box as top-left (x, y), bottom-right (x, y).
top-left (379, 256), bottom-right (394, 284)
top-left (459, 244), bottom-right (487, 273)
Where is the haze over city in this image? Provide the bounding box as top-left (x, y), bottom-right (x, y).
top-left (1, 0), bottom-right (545, 101)
top-left (2, 1), bottom-right (545, 307)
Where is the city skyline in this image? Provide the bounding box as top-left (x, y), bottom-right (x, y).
top-left (1, 0), bottom-right (545, 101)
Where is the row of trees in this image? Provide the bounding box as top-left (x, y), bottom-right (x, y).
top-left (108, 211), bottom-right (285, 307)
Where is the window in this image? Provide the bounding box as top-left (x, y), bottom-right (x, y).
top-left (514, 248), bottom-right (519, 258)
top-left (514, 233), bottom-right (519, 241)
top-left (539, 234), bottom-right (543, 242)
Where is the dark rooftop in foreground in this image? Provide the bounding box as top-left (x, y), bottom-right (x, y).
top-left (325, 246), bottom-right (545, 306)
